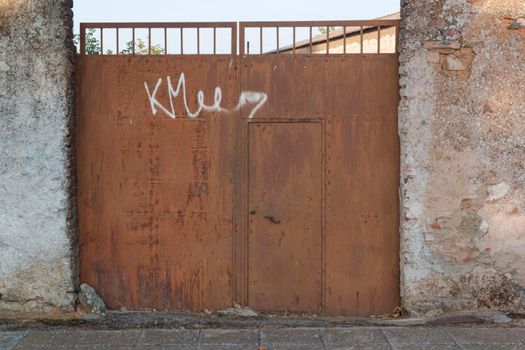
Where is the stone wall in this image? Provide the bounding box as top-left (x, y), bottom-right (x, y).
top-left (399, 0), bottom-right (525, 316)
top-left (0, 0), bottom-right (76, 311)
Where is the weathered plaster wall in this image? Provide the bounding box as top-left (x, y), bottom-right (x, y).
top-left (0, 0), bottom-right (77, 311)
top-left (400, 0), bottom-right (525, 316)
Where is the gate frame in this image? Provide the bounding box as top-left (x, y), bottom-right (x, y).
top-left (77, 19), bottom-right (401, 315)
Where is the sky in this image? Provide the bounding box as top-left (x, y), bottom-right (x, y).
top-left (73, 0), bottom-right (400, 54)
top-left (74, 0), bottom-right (400, 31)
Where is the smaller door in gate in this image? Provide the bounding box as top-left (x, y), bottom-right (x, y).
top-left (247, 122), bottom-right (323, 313)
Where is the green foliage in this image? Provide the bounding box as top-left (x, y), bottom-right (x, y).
top-left (73, 29), bottom-right (164, 55)
top-left (119, 38), bottom-right (164, 55)
top-left (73, 28), bottom-right (101, 55)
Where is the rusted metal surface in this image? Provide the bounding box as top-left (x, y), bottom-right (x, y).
top-left (247, 122), bottom-right (323, 313)
top-left (238, 54), bottom-right (400, 315)
top-left (77, 20), bottom-right (400, 316)
top-left (76, 55), bottom-right (237, 311)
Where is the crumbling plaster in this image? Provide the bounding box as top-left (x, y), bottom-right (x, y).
top-left (399, 0), bottom-right (525, 315)
top-left (0, 0), bottom-right (77, 311)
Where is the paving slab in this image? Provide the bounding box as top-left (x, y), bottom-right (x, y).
top-left (135, 346), bottom-right (196, 350)
top-left (321, 328), bottom-right (388, 346)
top-left (199, 345), bottom-right (255, 350)
top-left (390, 345), bottom-right (459, 350)
top-left (261, 345), bottom-right (324, 350)
top-left (15, 330), bottom-right (142, 349)
top-left (456, 345), bottom-right (523, 350)
top-left (137, 329), bottom-right (199, 345)
top-left (199, 329), bottom-right (258, 345)
top-left (508, 328), bottom-right (525, 343)
top-left (261, 328), bottom-right (323, 345)
top-left (383, 327), bottom-right (455, 345)
top-left (445, 327), bottom-right (520, 345)
top-left (0, 332), bottom-right (26, 350)
top-left (80, 330), bottom-right (142, 346)
top-left (325, 345), bottom-right (391, 350)
top-left (13, 331), bottom-right (80, 348)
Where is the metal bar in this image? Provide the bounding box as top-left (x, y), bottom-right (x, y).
top-left (100, 28), bottom-right (103, 55)
top-left (132, 28), bottom-right (135, 55)
top-left (237, 20), bottom-right (400, 28)
top-left (309, 26), bottom-right (313, 54)
top-left (213, 27), bottom-right (216, 54)
top-left (80, 21), bottom-right (238, 29)
top-left (80, 24), bottom-right (86, 55)
top-left (80, 20), bottom-right (400, 30)
top-left (395, 23), bottom-right (400, 53)
top-left (238, 24), bottom-right (246, 57)
top-left (180, 28), bottom-right (184, 54)
top-left (360, 26), bottom-right (363, 54)
top-left (326, 26), bottom-right (329, 54)
top-left (148, 28), bottom-right (151, 55)
top-left (293, 26), bottom-right (296, 54)
top-left (231, 23), bottom-right (237, 56)
top-left (343, 26), bottom-right (346, 55)
top-left (197, 27), bottom-right (200, 54)
top-left (247, 41), bottom-right (250, 55)
top-left (276, 27), bottom-right (279, 54)
top-left (116, 28), bottom-right (119, 54)
top-left (260, 27), bottom-right (263, 54)
top-left (164, 27), bottom-right (167, 54)
top-left (377, 25), bottom-right (381, 54)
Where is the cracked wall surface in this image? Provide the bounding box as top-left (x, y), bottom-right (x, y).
top-left (0, 0), bottom-right (76, 311)
top-left (399, 0), bottom-right (525, 316)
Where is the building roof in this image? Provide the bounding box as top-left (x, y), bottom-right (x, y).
top-left (276, 11), bottom-right (400, 53)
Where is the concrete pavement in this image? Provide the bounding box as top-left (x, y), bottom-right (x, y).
top-left (2, 326), bottom-right (525, 349)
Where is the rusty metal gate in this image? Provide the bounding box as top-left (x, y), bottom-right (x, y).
top-left (76, 20), bottom-right (400, 316)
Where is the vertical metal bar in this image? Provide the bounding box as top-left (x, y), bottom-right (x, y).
top-left (148, 28), bottom-right (151, 55)
top-left (292, 26), bottom-right (296, 54)
top-left (231, 24), bottom-right (237, 56)
top-left (164, 27), bottom-right (167, 55)
top-left (309, 26), bottom-right (313, 54)
top-left (100, 28), bottom-right (103, 55)
top-left (180, 28), bottom-right (184, 54)
top-left (377, 25), bottom-right (381, 54)
top-left (260, 27), bottom-right (263, 54)
top-left (326, 26), bottom-right (329, 54)
top-left (116, 28), bottom-right (119, 55)
top-left (213, 27), bottom-right (216, 54)
top-left (197, 27), bottom-right (200, 54)
top-left (360, 26), bottom-right (363, 54)
top-left (80, 24), bottom-right (86, 55)
top-left (239, 24), bottom-right (244, 55)
top-left (395, 22), bottom-right (400, 53)
top-left (247, 41), bottom-right (250, 55)
top-left (132, 28), bottom-right (135, 55)
top-left (343, 26), bottom-right (346, 55)
top-left (276, 27), bottom-right (279, 54)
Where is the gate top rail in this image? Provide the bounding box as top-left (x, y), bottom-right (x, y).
top-left (239, 20), bottom-right (400, 55)
top-left (79, 20), bottom-right (399, 56)
top-left (79, 22), bottom-right (237, 55)
top-left (239, 20), bottom-right (399, 27)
